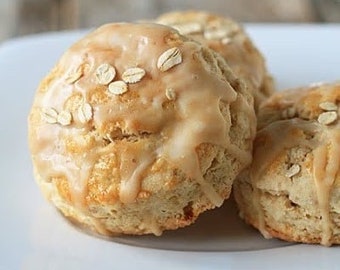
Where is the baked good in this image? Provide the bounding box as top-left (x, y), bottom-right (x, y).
top-left (233, 82), bottom-right (340, 246)
top-left (155, 10), bottom-right (275, 111)
top-left (28, 22), bottom-right (256, 236)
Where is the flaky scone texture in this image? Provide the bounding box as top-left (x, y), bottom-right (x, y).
top-left (28, 23), bottom-right (256, 236)
top-left (155, 10), bottom-right (275, 111)
top-left (234, 82), bottom-right (340, 246)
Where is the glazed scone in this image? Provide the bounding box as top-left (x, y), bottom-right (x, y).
top-left (28, 23), bottom-right (256, 236)
top-left (233, 82), bottom-right (340, 246)
top-left (155, 10), bottom-right (275, 111)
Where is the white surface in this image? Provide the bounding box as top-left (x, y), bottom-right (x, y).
top-left (0, 24), bottom-right (339, 270)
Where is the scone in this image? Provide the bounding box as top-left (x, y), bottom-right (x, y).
top-left (233, 82), bottom-right (340, 246)
top-left (28, 23), bottom-right (256, 236)
top-left (155, 10), bottom-right (275, 111)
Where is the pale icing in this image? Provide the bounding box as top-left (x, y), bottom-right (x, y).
top-left (29, 23), bottom-right (253, 232)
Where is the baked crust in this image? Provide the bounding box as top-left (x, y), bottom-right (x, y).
top-left (234, 82), bottom-right (340, 246)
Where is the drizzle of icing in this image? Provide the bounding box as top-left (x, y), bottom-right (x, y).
top-left (250, 111), bottom-right (340, 246)
top-left (313, 130), bottom-right (340, 246)
top-left (29, 23), bottom-right (253, 234)
top-left (118, 142), bottom-right (156, 204)
top-left (155, 11), bottom-right (269, 108)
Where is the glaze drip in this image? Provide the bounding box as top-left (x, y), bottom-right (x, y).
top-left (29, 23), bottom-right (251, 214)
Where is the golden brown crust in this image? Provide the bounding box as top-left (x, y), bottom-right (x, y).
top-left (28, 22), bottom-right (256, 236)
top-left (155, 10), bottom-right (275, 111)
top-left (234, 82), bottom-right (340, 246)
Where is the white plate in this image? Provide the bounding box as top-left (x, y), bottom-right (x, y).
top-left (0, 24), bottom-right (339, 270)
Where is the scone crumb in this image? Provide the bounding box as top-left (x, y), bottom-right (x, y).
top-left (165, 88), bottom-right (176, 100)
top-left (317, 111), bottom-right (338, 125)
top-left (172, 22), bottom-right (203, 35)
top-left (157, 47), bottom-right (182, 72)
top-left (137, 190), bottom-right (151, 199)
top-left (57, 110), bottom-right (72, 126)
top-left (122, 67), bottom-right (146, 83)
top-left (96, 63), bottom-right (116, 85)
top-left (285, 164), bottom-right (301, 178)
top-left (42, 107), bottom-right (58, 124)
top-left (319, 101), bottom-right (337, 112)
top-left (108, 81), bottom-right (128, 95)
top-left (77, 102), bottom-right (93, 123)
